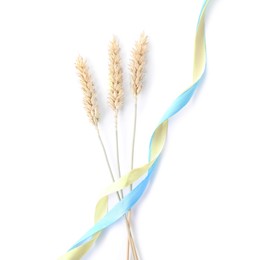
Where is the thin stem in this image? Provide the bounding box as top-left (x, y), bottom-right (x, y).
top-left (95, 126), bottom-right (139, 260)
top-left (96, 126), bottom-right (119, 196)
top-left (131, 97), bottom-right (138, 174)
top-left (115, 111), bottom-right (124, 199)
top-left (127, 97), bottom-right (138, 260)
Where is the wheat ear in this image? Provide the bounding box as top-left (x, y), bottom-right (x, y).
top-left (75, 56), bottom-right (99, 126)
top-left (130, 33), bottom-right (148, 96)
top-left (108, 37), bottom-right (124, 112)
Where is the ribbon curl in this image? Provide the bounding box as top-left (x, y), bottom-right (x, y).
top-left (60, 0), bottom-right (210, 259)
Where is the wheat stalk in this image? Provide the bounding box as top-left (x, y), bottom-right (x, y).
top-left (108, 37), bottom-right (124, 195)
top-left (75, 56), bottom-right (99, 126)
top-left (127, 33), bottom-right (148, 260)
top-left (108, 38), bottom-right (139, 259)
top-left (108, 37), bottom-right (124, 112)
top-left (130, 33), bottom-right (148, 96)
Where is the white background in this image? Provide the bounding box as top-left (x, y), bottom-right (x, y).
top-left (0, 0), bottom-right (262, 259)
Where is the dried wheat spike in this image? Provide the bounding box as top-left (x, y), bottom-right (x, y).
top-left (108, 37), bottom-right (124, 111)
top-left (130, 33), bottom-right (148, 96)
top-left (75, 56), bottom-right (99, 126)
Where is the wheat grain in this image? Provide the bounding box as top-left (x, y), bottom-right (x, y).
top-left (75, 56), bottom-right (99, 126)
top-left (108, 37), bottom-right (124, 111)
top-left (130, 33), bottom-right (148, 96)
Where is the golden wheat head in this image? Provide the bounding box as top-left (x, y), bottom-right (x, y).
top-left (108, 37), bottom-right (124, 112)
top-left (75, 56), bottom-right (99, 126)
top-left (130, 33), bottom-right (148, 96)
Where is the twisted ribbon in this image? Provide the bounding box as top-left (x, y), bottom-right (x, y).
top-left (60, 0), bottom-right (210, 258)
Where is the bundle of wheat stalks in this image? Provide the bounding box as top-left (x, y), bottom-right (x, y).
top-left (75, 33), bottom-right (148, 260)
